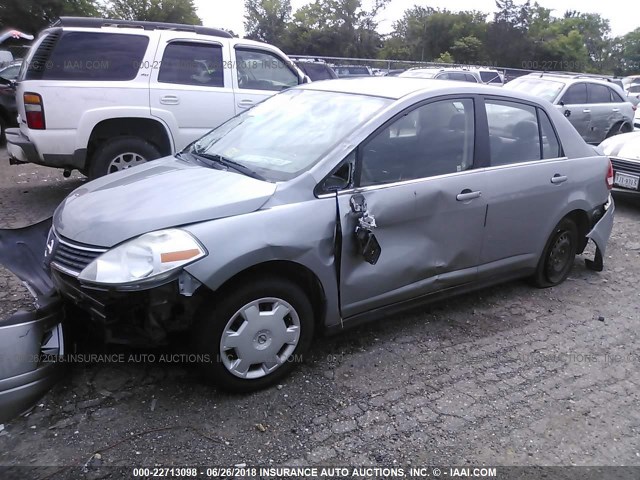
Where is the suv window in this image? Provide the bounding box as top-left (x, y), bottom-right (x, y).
top-left (486, 100), bottom-right (541, 166)
top-left (158, 42), bottom-right (224, 87)
top-left (360, 98), bottom-right (475, 186)
top-left (236, 49), bottom-right (298, 91)
top-left (561, 83), bottom-right (587, 104)
top-left (587, 83), bottom-right (612, 103)
top-left (38, 32), bottom-right (148, 81)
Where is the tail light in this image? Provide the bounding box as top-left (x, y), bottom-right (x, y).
top-left (606, 159), bottom-right (614, 190)
top-left (24, 93), bottom-right (45, 129)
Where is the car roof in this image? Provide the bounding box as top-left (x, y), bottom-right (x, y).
top-left (522, 73), bottom-right (622, 88)
top-left (298, 76), bottom-right (540, 102)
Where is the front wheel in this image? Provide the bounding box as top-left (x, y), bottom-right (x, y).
top-left (532, 217), bottom-right (578, 288)
top-left (88, 136), bottom-right (160, 179)
top-left (193, 277), bottom-right (315, 392)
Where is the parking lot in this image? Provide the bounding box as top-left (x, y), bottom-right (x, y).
top-left (1, 147), bottom-right (640, 474)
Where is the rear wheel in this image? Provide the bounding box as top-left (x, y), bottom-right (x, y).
top-left (532, 218), bottom-right (578, 288)
top-left (88, 136), bottom-right (160, 179)
top-left (193, 277), bottom-right (314, 392)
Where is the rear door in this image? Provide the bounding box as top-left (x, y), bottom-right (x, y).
top-left (559, 83), bottom-right (591, 141)
top-left (230, 47), bottom-right (300, 113)
top-left (480, 97), bottom-right (569, 275)
top-left (586, 83), bottom-right (622, 141)
top-left (337, 97), bottom-right (487, 317)
top-left (149, 35), bottom-right (235, 151)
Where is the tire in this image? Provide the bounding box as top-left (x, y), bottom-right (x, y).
top-left (192, 277), bottom-right (315, 392)
top-left (0, 116), bottom-right (6, 145)
top-left (88, 136), bottom-right (161, 179)
top-left (531, 217), bottom-right (578, 288)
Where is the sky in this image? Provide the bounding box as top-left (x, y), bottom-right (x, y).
top-left (195, 0), bottom-right (640, 39)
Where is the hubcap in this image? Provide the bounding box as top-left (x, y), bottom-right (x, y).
top-left (220, 297), bottom-right (301, 379)
top-left (547, 232), bottom-right (571, 280)
top-left (107, 152), bottom-right (147, 173)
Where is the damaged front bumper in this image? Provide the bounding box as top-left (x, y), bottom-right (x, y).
top-left (0, 218), bottom-right (66, 423)
top-left (585, 195), bottom-right (615, 272)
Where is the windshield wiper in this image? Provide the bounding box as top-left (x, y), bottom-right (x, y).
top-left (191, 152), bottom-right (267, 181)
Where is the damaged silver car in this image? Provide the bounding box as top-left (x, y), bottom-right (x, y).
top-left (0, 77), bottom-right (615, 402)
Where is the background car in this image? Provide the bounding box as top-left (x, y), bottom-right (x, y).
top-left (505, 73), bottom-right (635, 144)
top-left (6, 77), bottom-right (613, 394)
top-left (293, 60), bottom-right (338, 81)
top-left (399, 67), bottom-right (503, 85)
top-left (0, 60), bottom-right (21, 81)
top-left (599, 131), bottom-right (640, 193)
top-left (333, 65), bottom-right (373, 77)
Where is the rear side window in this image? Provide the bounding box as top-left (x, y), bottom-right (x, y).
top-left (611, 88), bottom-right (626, 101)
top-left (486, 100), bottom-right (540, 166)
top-left (158, 42), bottom-right (224, 87)
top-left (561, 84), bottom-right (587, 104)
top-left (587, 84), bottom-right (612, 103)
top-left (538, 110), bottom-right (561, 159)
top-left (34, 32), bottom-right (148, 81)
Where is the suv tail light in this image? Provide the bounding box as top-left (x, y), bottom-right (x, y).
top-left (606, 158), bottom-right (614, 190)
top-left (24, 93), bottom-right (45, 129)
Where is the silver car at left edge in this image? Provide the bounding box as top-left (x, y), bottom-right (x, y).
top-left (0, 77), bottom-right (614, 405)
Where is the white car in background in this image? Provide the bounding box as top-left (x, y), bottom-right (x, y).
top-left (600, 131), bottom-right (640, 193)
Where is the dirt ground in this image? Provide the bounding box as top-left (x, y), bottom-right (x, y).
top-left (1, 148), bottom-right (639, 479)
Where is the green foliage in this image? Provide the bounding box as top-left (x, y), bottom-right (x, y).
top-left (244, 0), bottom-right (291, 44)
top-left (0, 0), bottom-right (99, 34)
top-left (105, 0), bottom-right (201, 25)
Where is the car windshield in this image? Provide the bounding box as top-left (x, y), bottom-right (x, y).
top-left (505, 78), bottom-right (564, 102)
top-left (400, 70), bottom-right (436, 79)
top-left (189, 89), bottom-right (391, 182)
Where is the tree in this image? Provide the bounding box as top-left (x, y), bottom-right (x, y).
top-left (0, 0), bottom-right (100, 34)
top-left (105, 0), bottom-right (201, 25)
top-left (244, 0), bottom-right (291, 45)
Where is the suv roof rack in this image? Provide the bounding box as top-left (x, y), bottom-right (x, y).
top-left (54, 17), bottom-right (233, 39)
top-left (534, 71), bottom-right (621, 83)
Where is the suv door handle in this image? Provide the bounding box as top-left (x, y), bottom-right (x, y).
top-left (612, 108), bottom-right (620, 112)
top-left (456, 189), bottom-right (482, 202)
top-left (160, 95), bottom-right (179, 105)
top-left (237, 99), bottom-right (255, 109)
top-left (582, 109), bottom-right (591, 113)
top-left (551, 174), bottom-right (568, 184)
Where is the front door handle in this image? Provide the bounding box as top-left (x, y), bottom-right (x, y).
top-left (582, 109), bottom-right (591, 113)
top-left (551, 174), bottom-right (568, 184)
top-left (237, 99), bottom-right (255, 109)
top-left (160, 95), bottom-right (179, 105)
top-left (456, 189), bottom-right (482, 202)
top-left (612, 108), bottom-right (620, 112)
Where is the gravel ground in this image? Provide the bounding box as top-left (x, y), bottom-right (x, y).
top-left (1, 148), bottom-right (640, 476)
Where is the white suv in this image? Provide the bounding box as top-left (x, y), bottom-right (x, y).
top-left (7, 17), bottom-right (308, 178)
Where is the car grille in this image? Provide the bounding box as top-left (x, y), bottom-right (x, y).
top-left (611, 157), bottom-right (640, 176)
top-left (50, 233), bottom-right (107, 277)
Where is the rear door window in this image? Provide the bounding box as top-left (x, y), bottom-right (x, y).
top-left (36, 32), bottom-right (148, 81)
top-left (158, 42), bottom-right (224, 87)
top-left (486, 100), bottom-right (540, 166)
top-left (587, 84), bottom-right (612, 103)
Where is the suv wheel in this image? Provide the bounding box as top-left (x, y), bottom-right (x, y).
top-left (193, 277), bottom-right (314, 392)
top-left (532, 217), bottom-right (578, 288)
top-left (89, 136), bottom-right (161, 179)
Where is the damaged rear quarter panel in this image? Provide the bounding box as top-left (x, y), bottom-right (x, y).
top-left (182, 197), bottom-right (341, 327)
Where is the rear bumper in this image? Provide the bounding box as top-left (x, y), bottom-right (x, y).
top-left (6, 128), bottom-right (86, 169)
top-left (0, 297), bottom-right (66, 423)
top-left (585, 195), bottom-right (615, 272)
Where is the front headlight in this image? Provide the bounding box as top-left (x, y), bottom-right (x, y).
top-left (78, 229), bottom-right (206, 287)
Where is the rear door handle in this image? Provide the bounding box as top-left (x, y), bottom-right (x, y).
top-left (237, 99), bottom-right (255, 109)
top-left (456, 189), bottom-right (482, 202)
top-left (612, 108), bottom-right (620, 112)
top-left (160, 95), bottom-right (179, 105)
top-left (582, 109), bottom-right (591, 113)
top-left (551, 174), bottom-right (568, 184)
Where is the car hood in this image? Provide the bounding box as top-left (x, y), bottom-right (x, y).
top-left (599, 131), bottom-right (640, 161)
top-left (53, 157), bottom-right (277, 247)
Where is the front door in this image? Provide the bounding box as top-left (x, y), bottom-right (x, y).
top-left (337, 97), bottom-right (488, 318)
